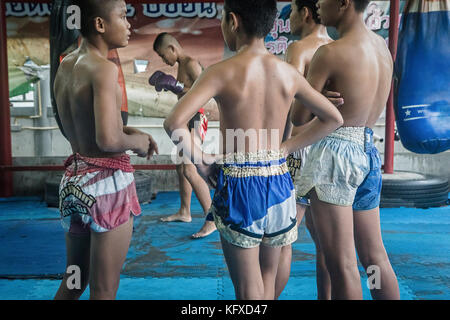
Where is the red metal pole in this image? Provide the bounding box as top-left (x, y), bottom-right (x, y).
top-left (0, 0), bottom-right (13, 197)
top-left (384, 0), bottom-right (400, 174)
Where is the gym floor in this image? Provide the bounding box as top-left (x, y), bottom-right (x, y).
top-left (0, 191), bottom-right (449, 300)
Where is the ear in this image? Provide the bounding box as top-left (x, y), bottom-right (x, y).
top-left (301, 6), bottom-right (309, 19)
top-left (340, 0), bottom-right (351, 11)
top-left (228, 11), bottom-right (239, 33)
top-left (303, 6), bottom-right (314, 22)
top-left (94, 17), bottom-right (106, 34)
top-left (168, 44), bottom-right (176, 53)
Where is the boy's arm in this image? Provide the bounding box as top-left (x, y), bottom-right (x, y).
top-left (93, 63), bottom-right (149, 157)
top-left (164, 65), bottom-right (223, 165)
top-left (282, 47), bottom-right (343, 155)
top-left (283, 44), bottom-right (307, 141)
top-left (290, 46), bottom-right (344, 126)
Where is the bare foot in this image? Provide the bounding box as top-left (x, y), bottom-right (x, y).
top-left (160, 211), bottom-right (192, 223)
top-left (191, 220), bottom-right (217, 239)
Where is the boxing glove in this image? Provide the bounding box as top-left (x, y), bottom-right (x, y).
top-left (149, 71), bottom-right (184, 94)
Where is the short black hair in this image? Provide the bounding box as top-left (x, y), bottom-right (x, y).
top-left (295, 0), bottom-right (320, 24)
top-left (224, 0), bottom-right (278, 38)
top-left (353, 0), bottom-right (370, 12)
top-left (153, 32), bottom-right (169, 52)
top-left (74, 0), bottom-right (122, 37)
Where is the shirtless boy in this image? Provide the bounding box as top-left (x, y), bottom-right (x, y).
top-left (53, 0), bottom-right (158, 300)
top-left (275, 0), bottom-right (338, 299)
top-left (164, 0), bottom-right (343, 300)
top-left (292, 0), bottom-right (399, 299)
top-left (151, 33), bottom-right (216, 239)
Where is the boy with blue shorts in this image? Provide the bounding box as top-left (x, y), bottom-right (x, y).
top-left (164, 0), bottom-right (343, 300)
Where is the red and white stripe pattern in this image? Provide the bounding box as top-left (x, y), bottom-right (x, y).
top-left (59, 154), bottom-right (141, 234)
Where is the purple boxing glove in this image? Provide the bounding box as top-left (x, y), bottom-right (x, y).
top-left (149, 71), bottom-right (165, 87)
top-left (149, 71), bottom-right (184, 94)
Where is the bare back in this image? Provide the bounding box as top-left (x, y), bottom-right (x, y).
top-left (54, 48), bottom-right (124, 158)
top-left (214, 49), bottom-right (301, 152)
top-left (314, 29), bottom-right (393, 128)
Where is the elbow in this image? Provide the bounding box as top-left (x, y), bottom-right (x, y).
top-left (327, 114), bottom-right (343, 132)
top-left (96, 135), bottom-right (120, 153)
top-left (164, 117), bottom-right (184, 137)
top-left (163, 118), bottom-right (175, 136)
top-left (334, 113), bottom-right (344, 128)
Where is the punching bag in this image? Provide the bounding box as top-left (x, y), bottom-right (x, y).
top-left (394, 0), bottom-right (450, 154)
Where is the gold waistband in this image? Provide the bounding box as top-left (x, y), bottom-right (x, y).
top-left (223, 162), bottom-right (289, 178)
top-left (327, 127), bottom-right (365, 146)
top-left (222, 150), bottom-right (285, 164)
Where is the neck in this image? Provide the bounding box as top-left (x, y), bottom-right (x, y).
top-left (336, 10), bottom-right (366, 37)
top-left (82, 35), bottom-right (111, 58)
top-left (300, 23), bottom-right (329, 40)
top-left (177, 50), bottom-right (189, 64)
top-left (235, 36), bottom-right (267, 54)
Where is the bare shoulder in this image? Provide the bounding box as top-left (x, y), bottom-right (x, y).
top-left (310, 41), bottom-right (338, 65)
top-left (290, 33), bottom-right (322, 51)
top-left (186, 57), bottom-right (202, 69)
top-left (208, 55), bottom-right (241, 79)
top-left (55, 51), bottom-right (79, 88)
top-left (373, 32), bottom-right (393, 64)
top-left (192, 58), bottom-right (230, 88)
top-left (287, 39), bottom-right (309, 55)
top-left (91, 57), bottom-right (119, 83)
top-left (57, 50), bottom-right (78, 73)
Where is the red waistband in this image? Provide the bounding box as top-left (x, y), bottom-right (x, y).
top-left (64, 153), bottom-right (135, 173)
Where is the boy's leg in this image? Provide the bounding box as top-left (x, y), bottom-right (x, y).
top-left (89, 216), bottom-right (134, 300)
top-left (185, 130), bottom-right (216, 238)
top-left (305, 208), bottom-right (331, 300)
top-left (161, 164), bottom-right (193, 222)
top-left (309, 190), bottom-right (362, 300)
top-left (183, 163), bottom-right (212, 214)
top-left (220, 236), bottom-right (265, 300)
top-left (274, 204), bottom-right (306, 299)
top-left (54, 232), bottom-right (90, 300)
top-left (191, 213), bottom-right (217, 239)
top-left (259, 244), bottom-right (283, 300)
top-left (354, 208), bottom-right (400, 300)
top-left (274, 245), bottom-right (291, 300)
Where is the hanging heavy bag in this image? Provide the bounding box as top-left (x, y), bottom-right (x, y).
top-left (394, 0), bottom-right (450, 154)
